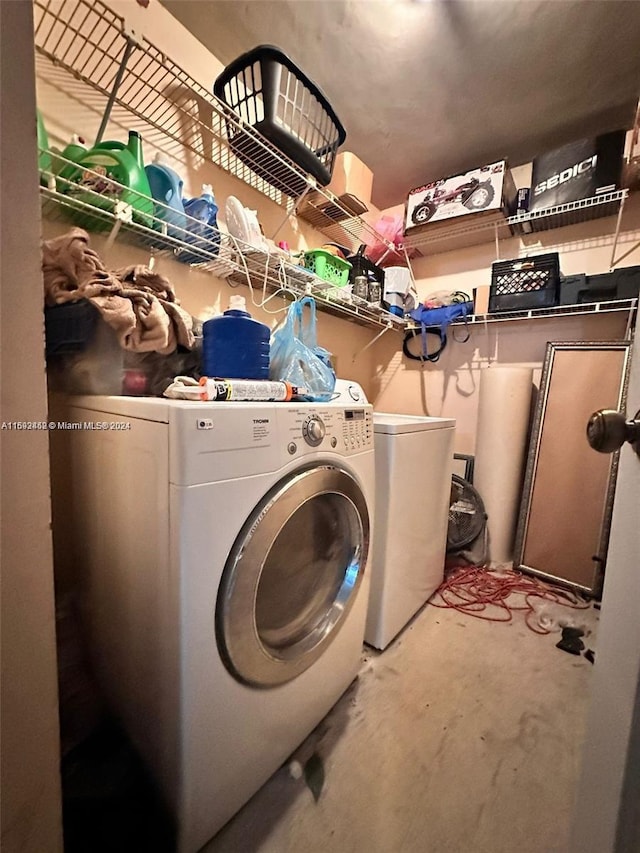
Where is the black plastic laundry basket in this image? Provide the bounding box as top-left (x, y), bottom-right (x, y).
top-left (214, 45), bottom-right (346, 198)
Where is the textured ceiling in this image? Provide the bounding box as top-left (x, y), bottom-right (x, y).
top-left (162, 0), bottom-right (640, 209)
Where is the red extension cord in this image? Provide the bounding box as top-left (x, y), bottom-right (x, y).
top-left (429, 565), bottom-right (591, 634)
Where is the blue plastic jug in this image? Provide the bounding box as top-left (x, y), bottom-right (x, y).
top-left (180, 183), bottom-right (221, 263)
top-left (144, 153), bottom-right (187, 239)
top-left (202, 295), bottom-right (270, 380)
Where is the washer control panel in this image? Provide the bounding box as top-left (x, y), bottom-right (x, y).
top-left (281, 406), bottom-right (373, 456)
top-left (341, 408), bottom-right (373, 452)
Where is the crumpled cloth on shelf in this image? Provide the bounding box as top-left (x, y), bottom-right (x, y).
top-left (42, 228), bottom-right (194, 355)
top-left (162, 375), bottom-right (203, 400)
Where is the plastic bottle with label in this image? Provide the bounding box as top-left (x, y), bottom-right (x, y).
top-left (144, 152), bottom-right (187, 237)
top-left (202, 295), bottom-right (270, 380)
top-left (54, 134), bottom-right (89, 188)
top-left (70, 130), bottom-right (154, 226)
top-left (181, 183), bottom-right (221, 262)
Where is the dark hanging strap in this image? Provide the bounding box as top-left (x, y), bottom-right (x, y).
top-left (402, 325), bottom-right (447, 363)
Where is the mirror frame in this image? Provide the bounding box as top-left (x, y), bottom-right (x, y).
top-left (514, 339), bottom-right (632, 597)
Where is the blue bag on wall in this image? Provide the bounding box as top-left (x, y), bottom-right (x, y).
top-left (269, 297), bottom-right (336, 401)
top-left (404, 299), bottom-right (474, 362)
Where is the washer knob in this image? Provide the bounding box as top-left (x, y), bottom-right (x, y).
top-left (303, 415), bottom-right (326, 446)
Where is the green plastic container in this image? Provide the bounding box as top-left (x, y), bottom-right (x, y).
top-left (303, 249), bottom-right (352, 286)
top-left (52, 134), bottom-right (89, 188)
top-left (68, 131), bottom-right (154, 227)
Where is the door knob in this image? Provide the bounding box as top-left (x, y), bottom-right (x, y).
top-left (586, 408), bottom-right (640, 457)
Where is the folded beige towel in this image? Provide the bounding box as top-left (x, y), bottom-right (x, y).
top-left (42, 229), bottom-right (195, 354)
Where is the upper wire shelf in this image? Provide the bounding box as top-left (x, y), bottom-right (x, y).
top-left (402, 190), bottom-right (630, 254)
top-left (39, 153), bottom-right (405, 331)
top-left (33, 0), bottom-right (390, 254)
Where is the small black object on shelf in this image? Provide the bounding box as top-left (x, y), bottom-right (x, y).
top-left (489, 253), bottom-right (560, 313)
top-left (45, 301), bottom-right (99, 359)
top-left (559, 265), bottom-right (640, 306)
top-left (346, 244), bottom-right (385, 289)
top-left (214, 45), bottom-right (346, 198)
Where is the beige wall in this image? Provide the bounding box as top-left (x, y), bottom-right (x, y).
top-left (370, 199), bottom-right (640, 452)
top-left (0, 3), bottom-right (63, 851)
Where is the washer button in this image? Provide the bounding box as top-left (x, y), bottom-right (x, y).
top-left (287, 442), bottom-right (297, 455)
top-left (331, 436), bottom-right (337, 448)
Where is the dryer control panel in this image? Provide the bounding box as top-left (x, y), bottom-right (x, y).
top-left (281, 406), bottom-right (373, 457)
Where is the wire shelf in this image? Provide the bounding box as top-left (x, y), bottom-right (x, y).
top-left (228, 251), bottom-right (406, 329)
top-left (39, 154), bottom-right (405, 331)
top-left (33, 0), bottom-right (390, 253)
top-left (40, 154), bottom-right (239, 277)
top-left (511, 190), bottom-right (627, 234)
top-left (405, 297), bottom-right (638, 329)
top-left (402, 190), bottom-right (629, 254)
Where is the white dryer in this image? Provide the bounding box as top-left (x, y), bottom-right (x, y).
top-left (65, 393), bottom-right (374, 852)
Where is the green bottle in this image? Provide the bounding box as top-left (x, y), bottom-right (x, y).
top-left (69, 130), bottom-right (154, 227)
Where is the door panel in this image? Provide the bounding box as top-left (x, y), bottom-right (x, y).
top-left (571, 310), bottom-right (640, 852)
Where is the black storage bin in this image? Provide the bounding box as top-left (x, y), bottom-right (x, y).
top-left (45, 301), bottom-right (99, 358)
top-left (489, 253), bottom-right (560, 313)
top-left (214, 45), bottom-right (346, 198)
top-left (559, 265), bottom-right (640, 305)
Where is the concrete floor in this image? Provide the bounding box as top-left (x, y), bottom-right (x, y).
top-left (204, 598), bottom-right (599, 853)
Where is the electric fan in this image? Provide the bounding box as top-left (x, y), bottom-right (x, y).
top-left (447, 474), bottom-right (487, 553)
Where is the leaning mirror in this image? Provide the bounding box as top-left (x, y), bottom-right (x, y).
top-left (514, 340), bottom-right (632, 597)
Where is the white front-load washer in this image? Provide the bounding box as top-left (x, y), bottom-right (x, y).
top-left (64, 393), bottom-right (374, 852)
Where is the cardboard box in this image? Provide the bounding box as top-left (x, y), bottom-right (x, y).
top-left (326, 151), bottom-right (374, 205)
top-left (473, 285), bottom-right (490, 315)
top-left (529, 131), bottom-right (626, 212)
top-left (405, 160), bottom-right (516, 233)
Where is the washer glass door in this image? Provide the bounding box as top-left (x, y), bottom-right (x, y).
top-left (217, 464), bottom-right (369, 687)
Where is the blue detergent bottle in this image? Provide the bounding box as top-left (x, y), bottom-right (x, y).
top-left (202, 295), bottom-right (270, 380)
top-left (181, 183), bottom-right (221, 263)
top-left (144, 153), bottom-right (187, 238)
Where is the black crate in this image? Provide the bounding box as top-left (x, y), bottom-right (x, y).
top-left (214, 45), bottom-right (346, 198)
top-left (489, 253), bottom-right (560, 313)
